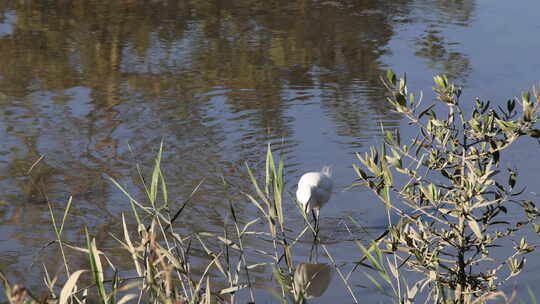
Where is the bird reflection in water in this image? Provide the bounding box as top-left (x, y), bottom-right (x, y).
top-left (293, 262), bottom-right (333, 302)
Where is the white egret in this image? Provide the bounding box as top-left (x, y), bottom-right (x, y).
top-left (296, 166), bottom-right (333, 233)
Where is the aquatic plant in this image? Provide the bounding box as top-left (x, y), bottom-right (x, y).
top-left (354, 70), bottom-right (540, 303)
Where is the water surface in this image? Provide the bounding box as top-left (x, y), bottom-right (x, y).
top-left (1, 0), bottom-right (540, 301)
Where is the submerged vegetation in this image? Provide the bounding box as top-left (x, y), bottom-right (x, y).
top-left (2, 72), bottom-right (540, 304)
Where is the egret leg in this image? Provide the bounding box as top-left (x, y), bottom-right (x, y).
top-left (311, 209), bottom-right (318, 238)
top-left (310, 208), bottom-right (320, 261)
top-left (312, 208), bottom-right (320, 238)
top-left (309, 240), bottom-right (316, 262)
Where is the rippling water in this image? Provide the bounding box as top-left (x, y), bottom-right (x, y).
top-left (1, 0), bottom-right (540, 301)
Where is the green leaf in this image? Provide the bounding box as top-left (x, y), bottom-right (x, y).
top-left (532, 223), bottom-right (540, 236)
top-left (490, 140), bottom-right (500, 165)
top-left (385, 131), bottom-right (394, 143)
top-left (420, 184), bottom-right (436, 203)
top-left (528, 129), bottom-right (540, 138)
top-left (522, 91), bottom-right (530, 102)
top-left (495, 118), bottom-right (517, 133)
top-left (399, 76), bottom-right (406, 91)
top-left (377, 186), bottom-right (391, 208)
top-left (386, 69), bottom-right (396, 85)
top-left (418, 104), bottom-right (436, 119)
top-left (527, 285), bottom-right (539, 304)
top-left (507, 99), bottom-right (516, 113)
top-left (85, 228), bottom-right (107, 303)
top-left (353, 164), bottom-right (368, 180)
top-left (363, 271), bottom-right (383, 292)
top-left (433, 75), bottom-right (447, 89)
top-left (508, 169), bottom-right (517, 189)
top-left (468, 219), bottom-right (482, 240)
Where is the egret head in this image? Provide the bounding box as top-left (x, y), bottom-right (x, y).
top-left (321, 165), bottom-right (332, 177)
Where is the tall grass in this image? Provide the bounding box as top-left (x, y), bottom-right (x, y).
top-left (1, 138), bottom-right (537, 303)
top-left (0, 143), bottom-right (350, 304)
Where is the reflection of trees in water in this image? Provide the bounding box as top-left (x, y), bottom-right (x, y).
top-left (432, 0), bottom-right (476, 26)
top-left (320, 83), bottom-right (402, 148)
top-left (0, 0), bottom-right (478, 286)
top-left (0, 0), bottom-right (476, 163)
top-left (409, 0), bottom-right (476, 81)
top-left (288, 3), bottom-right (406, 143)
top-left (414, 25), bottom-right (471, 80)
